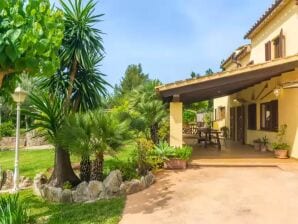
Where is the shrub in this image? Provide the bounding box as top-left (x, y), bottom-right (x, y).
top-left (105, 159), bottom-right (138, 181)
top-left (174, 146), bottom-right (193, 160)
top-left (133, 138), bottom-right (155, 176)
top-left (272, 124), bottom-right (290, 150)
top-left (152, 142), bottom-right (193, 161)
top-left (158, 119), bottom-right (169, 142)
top-left (63, 181), bottom-right (73, 190)
top-left (0, 121), bottom-right (15, 137)
top-left (0, 194), bottom-right (29, 224)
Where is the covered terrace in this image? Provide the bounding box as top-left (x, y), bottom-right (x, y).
top-left (156, 55), bottom-right (298, 161)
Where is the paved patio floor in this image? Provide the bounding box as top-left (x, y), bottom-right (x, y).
top-left (120, 167), bottom-right (298, 224)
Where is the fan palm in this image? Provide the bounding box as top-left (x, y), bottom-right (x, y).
top-left (89, 110), bottom-right (131, 181)
top-left (130, 80), bottom-right (167, 144)
top-left (58, 113), bottom-right (94, 182)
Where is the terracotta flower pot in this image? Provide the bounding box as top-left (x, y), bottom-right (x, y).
top-left (261, 145), bottom-right (268, 152)
top-left (274, 149), bottom-right (288, 159)
top-left (164, 159), bottom-right (187, 169)
top-left (254, 143), bottom-right (261, 150)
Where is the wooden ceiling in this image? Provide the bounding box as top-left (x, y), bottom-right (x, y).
top-left (157, 56), bottom-right (298, 104)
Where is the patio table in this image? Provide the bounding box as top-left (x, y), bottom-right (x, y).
top-left (197, 128), bottom-right (221, 150)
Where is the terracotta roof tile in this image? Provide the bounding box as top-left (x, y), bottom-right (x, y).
top-left (244, 0), bottom-right (283, 39)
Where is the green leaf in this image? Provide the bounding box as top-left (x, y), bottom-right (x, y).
top-left (0, 0), bottom-right (8, 10)
top-left (10, 29), bottom-right (22, 43)
top-left (0, 53), bottom-right (8, 68)
top-left (5, 44), bottom-right (18, 62)
top-left (13, 14), bottom-right (25, 27)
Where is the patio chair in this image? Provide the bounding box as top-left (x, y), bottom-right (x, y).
top-left (219, 126), bottom-right (229, 147)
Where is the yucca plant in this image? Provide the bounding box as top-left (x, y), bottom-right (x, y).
top-left (59, 0), bottom-right (105, 104)
top-left (0, 194), bottom-right (29, 224)
top-left (24, 93), bottom-right (80, 187)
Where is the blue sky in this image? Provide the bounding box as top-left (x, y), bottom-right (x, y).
top-left (52, 0), bottom-right (273, 86)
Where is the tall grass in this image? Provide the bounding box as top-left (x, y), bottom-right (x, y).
top-left (0, 194), bottom-right (29, 224)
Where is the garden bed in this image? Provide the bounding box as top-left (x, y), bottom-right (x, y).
top-left (34, 170), bottom-right (155, 203)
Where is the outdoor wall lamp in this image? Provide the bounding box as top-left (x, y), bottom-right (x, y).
top-left (11, 86), bottom-right (28, 193)
top-left (273, 87), bottom-right (281, 97)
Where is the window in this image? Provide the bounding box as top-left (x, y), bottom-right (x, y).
top-left (264, 29), bottom-right (286, 61)
top-left (273, 29), bottom-right (285, 59)
top-left (260, 100), bottom-right (278, 131)
top-left (214, 107), bottom-right (226, 120)
top-left (248, 104), bottom-right (256, 130)
top-left (265, 41), bottom-right (271, 61)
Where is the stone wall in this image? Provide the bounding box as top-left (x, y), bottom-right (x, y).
top-left (0, 137), bottom-right (25, 150)
top-left (33, 170), bottom-right (155, 203)
top-left (0, 131), bottom-right (48, 150)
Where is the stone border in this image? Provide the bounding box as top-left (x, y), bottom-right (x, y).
top-left (0, 169), bottom-right (33, 191)
top-left (33, 170), bottom-right (155, 203)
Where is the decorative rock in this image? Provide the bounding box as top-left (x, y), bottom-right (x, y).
top-left (72, 181), bottom-right (89, 202)
top-left (141, 172), bottom-right (155, 188)
top-left (46, 186), bottom-right (62, 202)
top-left (1, 170), bottom-right (14, 190)
top-left (103, 170), bottom-right (122, 196)
top-left (33, 170), bottom-right (155, 203)
top-left (88, 181), bottom-right (105, 200)
top-left (126, 179), bottom-right (143, 195)
top-left (33, 173), bottom-right (48, 196)
top-left (119, 182), bottom-right (128, 194)
top-left (61, 189), bottom-right (73, 203)
top-left (19, 176), bottom-right (33, 188)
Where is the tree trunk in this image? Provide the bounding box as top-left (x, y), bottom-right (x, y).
top-left (90, 152), bottom-right (104, 181)
top-left (150, 123), bottom-right (159, 144)
top-left (80, 155), bottom-right (91, 182)
top-left (66, 58), bottom-right (78, 107)
top-left (0, 73), bottom-right (4, 88)
top-left (49, 146), bottom-right (80, 187)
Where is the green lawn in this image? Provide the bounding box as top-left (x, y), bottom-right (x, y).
top-left (0, 150), bottom-right (82, 178)
top-left (0, 146), bottom-right (135, 223)
top-left (0, 150), bottom-right (56, 178)
top-left (0, 146), bottom-right (134, 179)
top-left (4, 189), bottom-right (125, 224)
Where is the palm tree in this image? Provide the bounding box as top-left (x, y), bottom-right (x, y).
top-left (89, 110), bottom-right (131, 181)
top-left (24, 93), bottom-right (80, 186)
top-left (58, 113), bottom-right (94, 182)
top-left (59, 0), bottom-right (104, 105)
top-left (29, 0), bottom-right (107, 186)
top-left (130, 80), bottom-right (167, 144)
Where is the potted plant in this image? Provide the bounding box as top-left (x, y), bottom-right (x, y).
top-left (253, 138), bottom-right (262, 150)
top-left (272, 124), bottom-right (290, 159)
top-left (261, 136), bottom-right (269, 152)
top-left (164, 146), bottom-right (193, 169)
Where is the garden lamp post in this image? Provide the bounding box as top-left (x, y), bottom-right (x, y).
top-left (11, 86), bottom-right (27, 192)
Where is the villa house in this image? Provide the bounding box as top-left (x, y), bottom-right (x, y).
top-left (156, 0), bottom-right (298, 157)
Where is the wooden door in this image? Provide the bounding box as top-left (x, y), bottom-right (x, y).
top-left (230, 107), bottom-right (236, 141)
top-left (236, 106), bottom-right (245, 144)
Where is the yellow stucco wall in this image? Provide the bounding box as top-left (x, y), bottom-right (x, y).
top-left (225, 70), bottom-right (298, 157)
top-left (170, 102), bottom-right (183, 147)
top-left (250, 0), bottom-right (298, 63)
top-left (223, 53), bottom-right (251, 71)
top-left (213, 96), bottom-right (230, 130)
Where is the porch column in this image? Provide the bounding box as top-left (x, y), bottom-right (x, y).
top-left (169, 97), bottom-right (183, 147)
